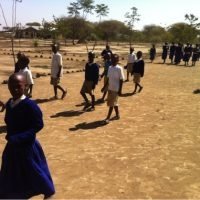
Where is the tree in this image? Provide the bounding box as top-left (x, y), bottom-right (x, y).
top-left (142, 25), bottom-right (168, 43)
top-left (96, 20), bottom-right (129, 43)
top-left (185, 13), bottom-right (200, 28)
top-left (168, 22), bottom-right (198, 43)
top-left (67, 2), bottom-right (81, 17)
top-left (124, 6), bottom-right (140, 47)
top-left (78, 0), bottom-right (95, 19)
top-left (95, 4), bottom-right (109, 22)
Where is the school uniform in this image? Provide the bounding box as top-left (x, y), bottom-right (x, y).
top-left (0, 96), bottom-right (55, 199)
top-left (107, 65), bottom-right (124, 107)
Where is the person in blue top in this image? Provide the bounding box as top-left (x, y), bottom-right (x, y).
top-left (0, 73), bottom-right (55, 199)
top-left (80, 52), bottom-right (99, 111)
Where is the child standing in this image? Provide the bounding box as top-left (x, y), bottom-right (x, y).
top-left (102, 54), bottom-right (124, 124)
top-left (126, 47), bottom-right (136, 81)
top-left (0, 73), bottom-right (55, 199)
top-left (132, 51), bottom-right (145, 94)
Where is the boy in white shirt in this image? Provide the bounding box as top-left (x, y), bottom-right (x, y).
top-left (50, 44), bottom-right (67, 99)
top-left (126, 47), bottom-right (136, 81)
top-left (102, 54), bottom-right (125, 124)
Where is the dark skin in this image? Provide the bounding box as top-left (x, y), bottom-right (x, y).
top-left (103, 54), bottom-right (123, 122)
top-left (51, 45), bottom-right (66, 99)
top-left (8, 73), bottom-right (26, 100)
top-left (0, 74), bottom-right (25, 112)
top-left (80, 53), bottom-right (96, 109)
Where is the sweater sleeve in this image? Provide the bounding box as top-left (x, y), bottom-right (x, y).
top-left (7, 101), bottom-right (44, 145)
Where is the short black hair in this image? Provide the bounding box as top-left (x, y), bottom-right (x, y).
top-left (88, 51), bottom-right (95, 58)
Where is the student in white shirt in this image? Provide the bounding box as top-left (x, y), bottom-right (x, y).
top-left (126, 47), bottom-right (136, 82)
top-left (101, 54), bottom-right (125, 124)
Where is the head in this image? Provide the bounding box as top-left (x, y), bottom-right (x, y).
top-left (16, 51), bottom-right (22, 60)
top-left (8, 73), bottom-right (26, 100)
top-left (19, 55), bottom-right (30, 70)
top-left (136, 51), bottom-right (143, 59)
top-left (106, 45), bottom-right (110, 50)
top-left (52, 44), bottom-right (59, 53)
top-left (111, 54), bottom-right (119, 66)
top-left (130, 47), bottom-right (134, 53)
top-left (88, 51), bottom-right (95, 63)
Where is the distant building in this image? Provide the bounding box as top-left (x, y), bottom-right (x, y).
top-left (15, 26), bottom-right (40, 38)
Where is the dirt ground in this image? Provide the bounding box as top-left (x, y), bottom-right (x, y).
top-left (0, 39), bottom-right (200, 199)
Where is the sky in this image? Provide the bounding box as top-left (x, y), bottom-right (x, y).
top-left (0, 0), bottom-right (199, 30)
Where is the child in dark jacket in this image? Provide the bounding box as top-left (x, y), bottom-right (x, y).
top-left (132, 51), bottom-right (145, 94)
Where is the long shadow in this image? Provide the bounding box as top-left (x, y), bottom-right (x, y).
top-left (34, 98), bottom-right (57, 104)
top-left (0, 125), bottom-right (6, 134)
top-left (75, 102), bottom-right (85, 107)
top-left (120, 92), bottom-right (135, 97)
top-left (69, 120), bottom-right (107, 131)
top-left (50, 110), bottom-right (84, 118)
top-left (193, 89), bottom-right (200, 94)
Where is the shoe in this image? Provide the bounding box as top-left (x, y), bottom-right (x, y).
top-left (51, 96), bottom-right (58, 100)
top-left (103, 118), bottom-right (110, 124)
top-left (132, 91), bottom-right (136, 95)
top-left (61, 90), bottom-right (67, 99)
top-left (90, 106), bottom-right (95, 111)
top-left (113, 115), bottom-right (120, 120)
top-left (138, 87), bottom-right (143, 93)
top-left (83, 103), bottom-right (91, 110)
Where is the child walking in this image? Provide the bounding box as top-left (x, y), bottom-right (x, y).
top-left (0, 73), bottom-right (55, 199)
top-left (102, 54), bottom-right (124, 124)
top-left (132, 51), bottom-right (145, 94)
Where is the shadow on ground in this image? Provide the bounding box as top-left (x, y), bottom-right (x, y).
top-left (193, 89), bottom-right (200, 94)
top-left (51, 110), bottom-right (84, 118)
top-left (69, 120), bottom-right (107, 131)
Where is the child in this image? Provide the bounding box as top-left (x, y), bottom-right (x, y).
top-left (126, 47), bottom-right (136, 81)
top-left (0, 73), bottom-right (55, 199)
top-left (132, 51), bottom-right (145, 94)
top-left (50, 44), bottom-right (67, 99)
top-left (80, 52), bottom-right (99, 111)
top-left (99, 52), bottom-right (112, 102)
top-left (18, 55), bottom-right (34, 98)
top-left (149, 44), bottom-right (156, 63)
top-left (102, 54), bottom-right (124, 124)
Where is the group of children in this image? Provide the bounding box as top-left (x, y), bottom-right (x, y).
top-left (0, 44), bottom-right (145, 198)
top-left (149, 42), bottom-right (200, 66)
top-left (80, 45), bottom-right (145, 124)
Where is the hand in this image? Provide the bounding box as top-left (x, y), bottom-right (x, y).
top-left (0, 101), bottom-right (5, 112)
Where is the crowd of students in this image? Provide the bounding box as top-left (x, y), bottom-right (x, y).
top-left (149, 42), bottom-right (200, 66)
top-left (0, 43), bottom-right (145, 199)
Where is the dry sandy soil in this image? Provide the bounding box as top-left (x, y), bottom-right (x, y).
top-left (0, 39), bottom-right (200, 199)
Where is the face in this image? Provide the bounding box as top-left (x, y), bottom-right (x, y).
top-left (8, 74), bottom-right (25, 100)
